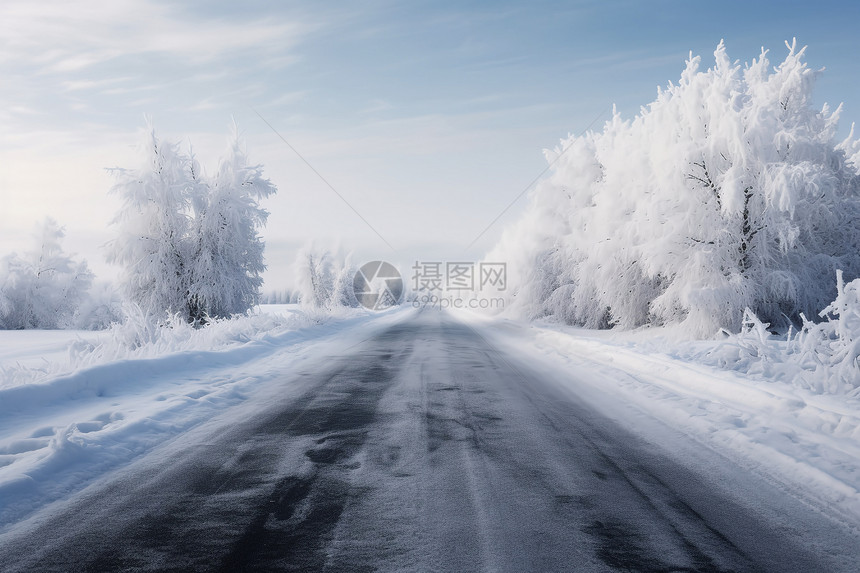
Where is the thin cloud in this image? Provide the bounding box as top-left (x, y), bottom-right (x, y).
top-left (0, 0), bottom-right (318, 138)
top-left (266, 91), bottom-right (310, 107)
top-left (61, 77), bottom-right (132, 92)
top-left (188, 98), bottom-right (222, 112)
top-left (0, 0), bottom-right (310, 72)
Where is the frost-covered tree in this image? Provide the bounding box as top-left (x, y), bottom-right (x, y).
top-left (108, 121), bottom-right (276, 324)
top-left (331, 260), bottom-right (358, 308)
top-left (187, 125), bottom-right (276, 322)
top-left (489, 41), bottom-right (860, 336)
top-left (74, 281), bottom-right (124, 330)
top-left (296, 248), bottom-right (334, 310)
top-left (107, 124), bottom-right (194, 321)
top-left (294, 245), bottom-right (357, 310)
top-left (0, 218), bottom-right (94, 329)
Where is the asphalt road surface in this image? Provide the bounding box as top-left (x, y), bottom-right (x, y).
top-left (0, 311), bottom-right (857, 572)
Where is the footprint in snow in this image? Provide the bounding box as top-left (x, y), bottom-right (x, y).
top-left (74, 412), bottom-right (125, 434)
top-left (29, 426), bottom-right (55, 438)
top-left (0, 437), bottom-right (51, 455)
top-left (184, 389), bottom-right (211, 399)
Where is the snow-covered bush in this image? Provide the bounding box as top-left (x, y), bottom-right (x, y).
top-left (688, 270), bottom-right (860, 395)
top-left (294, 245), bottom-right (358, 311)
top-left (71, 302), bottom-right (301, 364)
top-left (0, 218), bottom-right (94, 329)
top-left (107, 121), bottom-right (276, 324)
top-left (790, 270), bottom-right (860, 393)
top-left (489, 41), bottom-right (860, 337)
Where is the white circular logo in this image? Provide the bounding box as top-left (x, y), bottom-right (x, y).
top-left (353, 261), bottom-right (403, 310)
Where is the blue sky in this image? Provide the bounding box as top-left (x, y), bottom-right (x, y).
top-left (2, 0), bottom-right (859, 287)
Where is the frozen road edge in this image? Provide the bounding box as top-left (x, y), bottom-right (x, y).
top-left (0, 307), bottom-right (413, 531)
top-left (471, 313), bottom-right (860, 531)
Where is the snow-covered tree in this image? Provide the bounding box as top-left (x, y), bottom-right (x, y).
top-left (107, 121), bottom-right (277, 324)
top-left (0, 218), bottom-right (94, 329)
top-left (331, 258), bottom-right (358, 308)
top-left (187, 124), bottom-right (276, 322)
top-left (296, 248), bottom-right (334, 310)
top-left (488, 41), bottom-right (860, 336)
top-left (294, 245), bottom-right (357, 310)
top-left (107, 124), bottom-right (194, 321)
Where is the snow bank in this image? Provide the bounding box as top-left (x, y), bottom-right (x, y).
top-left (0, 305), bottom-right (409, 530)
top-left (0, 304), bottom-right (352, 390)
top-left (471, 313), bottom-right (860, 525)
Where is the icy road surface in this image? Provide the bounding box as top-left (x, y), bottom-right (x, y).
top-left (0, 311), bottom-right (858, 572)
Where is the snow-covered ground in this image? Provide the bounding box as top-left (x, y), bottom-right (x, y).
top-left (0, 329), bottom-right (100, 373)
top-left (470, 312), bottom-right (860, 528)
top-left (1, 304), bottom-right (859, 542)
top-left (0, 305), bottom-right (406, 528)
top-left (0, 304), bottom-right (309, 390)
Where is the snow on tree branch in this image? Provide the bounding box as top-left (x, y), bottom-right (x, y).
top-left (107, 121), bottom-right (277, 324)
top-left (488, 41), bottom-right (860, 337)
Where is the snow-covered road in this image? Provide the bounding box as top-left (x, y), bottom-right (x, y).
top-left (0, 310), bottom-right (858, 571)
